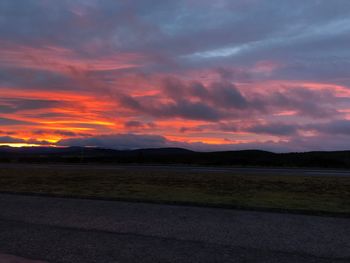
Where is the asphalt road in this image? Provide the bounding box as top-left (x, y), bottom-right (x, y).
top-left (0, 163), bottom-right (349, 177)
top-left (0, 253), bottom-right (46, 263)
top-left (0, 194), bottom-right (349, 263)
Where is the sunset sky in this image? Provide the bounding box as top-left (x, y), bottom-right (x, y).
top-left (1, 0), bottom-right (350, 151)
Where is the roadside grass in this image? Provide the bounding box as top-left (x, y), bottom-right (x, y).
top-left (0, 165), bottom-right (349, 214)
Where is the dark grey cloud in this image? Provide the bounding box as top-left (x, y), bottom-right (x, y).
top-left (56, 132), bottom-right (286, 152)
top-left (247, 122), bottom-right (298, 136)
top-left (162, 100), bottom-right (221, 121)
top-left (124, 121), bottom-right (144, 128)
top-left (307, 120), bottom-right (350, 135)
top-left (0, 117), bottom-right (35, 126)
top-left (162, 78), bottom-right (249, 109)
top-left (118, 75), bottom-right (344, 122)
top-left (124, 121), bottom-right (155, 129)
top-left (0, 98), bottom-right (62, 113)
top-left (0, 68), bottom-right (84, 92)
top-left (118, 78), bottom-right (254, 121)
top-left (0, 135), bottom-right (51, 145)
top-left (119, 93), bottom-right (222, 121)
top-left (1, 1), bottom-right (349, 69)
top-left (210, 82), bottom-right (248, 109)
top-left (58, 133), bottom-right (172, 150)
top-left (33, 129), bottom-right (92, 137)
top-left (266, 88), bottom-right (340, 118)
top-left (0, 136), bottom-right (25, 143)
top-left (1, 0), bottom-right (349, 87)
top-left (0, 130), bottom-right (16, 135)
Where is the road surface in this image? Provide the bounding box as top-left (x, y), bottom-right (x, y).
top-left (0, 253), bottom-right (46, 263)
top-left (0, 193), bottom-right (349, 262)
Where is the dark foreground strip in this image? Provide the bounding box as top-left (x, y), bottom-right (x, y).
top-left (1, 191), bottom-right (349, 218)
top-left (0, 218), bottom-right (348, 263)
top-left (0, 253), bottom-right (47, 263)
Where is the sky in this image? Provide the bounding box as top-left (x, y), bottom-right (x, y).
top-left (1, 0), bottom-right (350, 152)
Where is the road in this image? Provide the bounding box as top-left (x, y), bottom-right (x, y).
top-left (0, 194), bottom-right (349, 262)
top-left (0, 163), bottom-right (349, 177)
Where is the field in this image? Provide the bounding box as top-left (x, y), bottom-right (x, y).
top-left (0, 164), bottom-right (349, 214)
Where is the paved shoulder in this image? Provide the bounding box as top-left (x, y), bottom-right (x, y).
top-left (0, 253), bottom-right (47, 263)
top-left (0, 194), bottom-right (349, 262)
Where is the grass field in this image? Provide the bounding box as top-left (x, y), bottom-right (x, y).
top-left (0, 164), bottom-right (349, 214)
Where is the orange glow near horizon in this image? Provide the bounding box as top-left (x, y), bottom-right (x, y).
top-left (1, 76), bottom-right (350, 147)
top-left (0, 143), bottom-right (44, 147)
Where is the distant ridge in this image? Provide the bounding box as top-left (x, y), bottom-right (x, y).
top-left (0, 146), bottom-right (350, 169)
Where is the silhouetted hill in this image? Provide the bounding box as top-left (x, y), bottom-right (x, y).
top-left (1, 146), bottom-right (350, 169)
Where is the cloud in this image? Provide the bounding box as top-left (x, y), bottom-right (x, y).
top-left (124, 120), bottom-right (144, 128)
top-left (247, 85), bottom-right (346, 119)
top-left (307, 120), bottom-right (350, 135)
top-left (0, 117), bottom-right (35, 126)
top-left (57, 134), bottom-right (172, 150)
top-left (118, 92), bottom-right (223, 121)
top-left (247, 122), bottom-right (298, 136)
top-left (33, 129), bottom-right (92, 137)
top-left (0, 136), bottom-right (26, 143)
top-left (0, 98), bottom-right (63, 113)
top-left (162, 78), bottom-right (249, 109)
top-left (117, 75), bottom-right (345, 125)
top-left (0, 135), bottom-right (52, 146)
top-left (124, 121), bottom-right (156, 129)
top-left (117, 78), bottom-right (256, 122)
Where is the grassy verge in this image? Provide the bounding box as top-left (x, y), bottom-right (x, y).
top-left (0, 164), bottom-right (349, 214)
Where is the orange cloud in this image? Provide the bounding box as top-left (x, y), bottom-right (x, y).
top-left (0, 41), bottom-right (146, 76)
